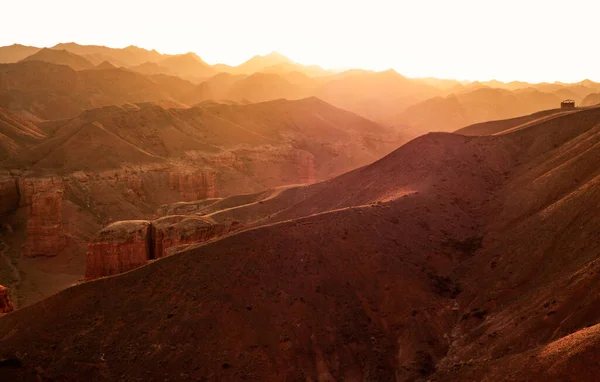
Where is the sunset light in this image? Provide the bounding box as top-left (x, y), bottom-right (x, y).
top-left (3, 0), bottom-right (600, 82)
top-left (1, 1), bottom-right (600, 380)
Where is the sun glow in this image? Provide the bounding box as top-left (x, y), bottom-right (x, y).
top-left (3, 0), bottom-right (600, 82)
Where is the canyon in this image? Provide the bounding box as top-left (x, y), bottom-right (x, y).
top-left (0, 97), bottom-right (406, 307)
top-left (1, 40), bottom-right (600, 381)
top-left (1, 106), bottom-right (599, 380)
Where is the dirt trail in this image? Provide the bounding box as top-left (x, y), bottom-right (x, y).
top-left (493, 109), bottom-right (580, 136)
top-left (203, 183), bottom-right (305, 218)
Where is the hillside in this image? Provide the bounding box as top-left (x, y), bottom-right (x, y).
top-left (4, 97), bottom-right (402, 174)
top-left (5, 49), bottom-right (596, 136)
top-left (397, 88), bottom-right (563, 135)
top-left (129, 61), bottom-right (172, 76)
top-left (0, 106), bottom-right (46, 160)
top-left (1, 106), bottom-right (599, 380)
top-left (226, 72), bottom-right (308, 102)
top-left (0, 61), bottom-right (212, 119)
top-left (0, 97), bottom-right (408, 307)
top-left (455, 108), bottom-right (575, 136)
top-left (582, 92), bottom-right (600, 106)
top-left (316, 69), bottom-right (440, 125)
top-left (19, 48), bottom-right (95, 70)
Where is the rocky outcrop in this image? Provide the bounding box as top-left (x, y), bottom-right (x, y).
top-left (85, 217), bottom-right (240, 280)
top-left (85, 220), bottom-right (151, 280)
top-left (0, 172), bottom-right (19, 215)
top-left (0, 285), bottom-right (14, 314)
top-left (152, 215), bottom-right (238, 258)
top-left (19, 177), bottom-right (67, 257)
top-left (168, 169), bottom-right (218, 201)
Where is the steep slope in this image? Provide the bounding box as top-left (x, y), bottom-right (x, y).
top-left (431, 107), bottom-right (600, 380)
top-left (3, 107), bottom-right (599, 380)
top-left (19, 48), bottom-right (95, 71)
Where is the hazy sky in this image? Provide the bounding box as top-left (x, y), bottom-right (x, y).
top-left (2, 0), bottom-right (598, 82)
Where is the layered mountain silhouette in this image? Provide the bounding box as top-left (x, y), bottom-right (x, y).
top-left (0, 61), bottom-right (203, 119)
top-left (396, 87), bottom-right (565, 135)
top-left (1, 106), bottom-right (599, 380)
top-left (51, 42), bottom-right (164, 66)
top-left (4, 43), bottom-right (600, 134)
top-left (2, 40), bottom-right (600, 381)
top-left (0, 44), bottom-right (41, 63)
top-left (155, 52), bottom-right (216, 81)
top-left (19, 48), bottom-right (95, 71)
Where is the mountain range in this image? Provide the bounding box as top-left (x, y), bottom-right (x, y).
top-left (1, 105), bottom-right (599, 380)
top-left (2, 42), bottom-right (600, 138)
top-left (1, 41), bottom-right (600, 381)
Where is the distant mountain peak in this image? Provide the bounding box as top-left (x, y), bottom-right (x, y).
top-left (263, 51), bottom-right (291, 60)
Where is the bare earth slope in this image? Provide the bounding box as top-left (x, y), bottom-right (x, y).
top-left (455, 107), bottom-right (579, 136)
top-left (1, 107), bottom-right (599, 380)
top-left (0, 98), bottom-right (408, 308)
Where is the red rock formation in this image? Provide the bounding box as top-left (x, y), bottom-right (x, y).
top-left (85, 220), bottom-right (151, 280)
top-left (0, 285), bottom-right (14, 314)
top-left (0, 172), bottom-right (19, 215)
top-left (152, 215), bottom-right (239, 258)
top-left (85, 215), bottom-right (241, 279)
top-left (19, 177), bottom-right (67, 257)
top-left (168, 169), bottom-right (218, 201)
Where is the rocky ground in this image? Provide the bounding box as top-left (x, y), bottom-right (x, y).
top-left (1, 106), bottom-right (598, 380)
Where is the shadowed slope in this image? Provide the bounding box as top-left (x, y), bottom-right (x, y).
top-left (0, 128), bottom-right (507, 380)
top-left (0, 106), bottom-right (45, 159)
top-left (2, 74), bottom-right (600, 382)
